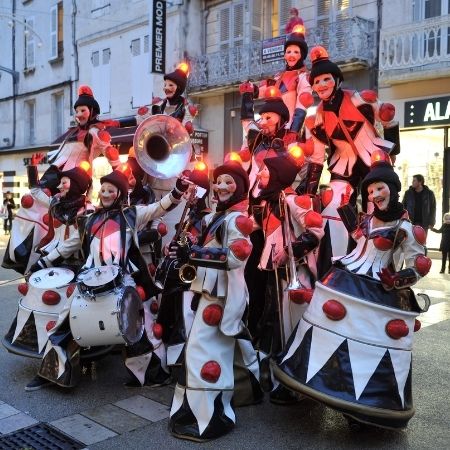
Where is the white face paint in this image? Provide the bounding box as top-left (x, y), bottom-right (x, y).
top-left (213, 174), bottom-right (237, 202)
top-left (99, 182), bottom-right (119, 208)
top-left (312, 73), bottom-right (336, 100)
top-left (284, 44), bottom-right (301, 68)
top-left (163, 79), bottom-right (178, 99)
top-left (368, 181), bottom-right (390, 211)
top-left (258, 112), bottom-right (281, 136)
top-left (58, 176), bottom-right (71, 197)
top-left (75, 105), bottom-right (91, 126)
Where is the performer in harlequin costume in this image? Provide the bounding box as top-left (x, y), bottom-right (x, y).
top-left (2, 85), bottom-right (121, 275)
top-left (241, 25), bottom-right (313, 145)
top-left (252, 148), bottom-right (323, 403)
top-left (301, 46), bottom-right (401, 277)
top-left (273, 153), bottom-right (431, 429)
top-left (3, 154), bottom-right (92, 368)
top-left (35, 169), bottom-right (188, 389)
top-left (169, 161), bottom-right (261, 442)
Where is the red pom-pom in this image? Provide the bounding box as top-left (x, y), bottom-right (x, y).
top-left (42, 290), bottom-right (61, 306)
top-left (386, 319), bottom-right (409, 339)
top-left (299, 92), bottom-right (314, 108)
top-left (379, 102), bottom-right (396, 122)
top-left (157, 222), bottom-right (168, 237)
top-left (150, 301), bottom-right (159, 314)
top-left (415, 255), bottom-right (432, 276)
top-left (360, 90), bottom-right (378, 103)
top-left (42, 213), bottom-right (50, 226)
top-left (105, 146), bottom-right (119, 161)
top-left (289, 288), bottom-right (313, 304)
top-left (184, 121), bottom-right (194, 135)
top-left (373, 236), bottom-right (393, 251)
top-left (21, 194), bottom-right (34, 209)
top-left (200, 361), bottom-right (221, 383)
top-left (238, 148), bottom-right (251, 163)
top-left (97, 130), bottom-right (111, 143)
top-left (46, 320), bottom-right (57, 332)
top-left (413, 225), bottom-right (427, 245)
top-left (235, 215), bottom-right (253, 236)
top-left (18, 283), bottom-right (29, 296)
top-left (78, 85), bottom-right (94, 97)
top-left (202, 304), bottom-right (223, 326)
top-left (136, 285), bottom-right (146, 301)
top-left (295, 195), bottom-right (311, 210)
top-left (153, 323), bottom-right (163, 340)
top-left (322, 299), bottom-right (346, 321)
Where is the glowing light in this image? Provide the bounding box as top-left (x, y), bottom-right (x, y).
top-left (265, 86), bottom-right (282, 100)
top-left (310, 46), bottom-right (329, 62)
top-left (79, 160), bottom-right (91, 172)
top-left (194, 160), bottom-right (207, 171)
top-left (128, 146), bottom-right (135, 158)
top-left (292, 24), bottom-right (305, 35)
top-left (228, 152), bottom-right (242, 163)
top-left (289, 145), bottom-right (303, 159)
top-left (370, 150), bottom-right (390, 165)
top-left (177, 62), bottom-right (189, 75)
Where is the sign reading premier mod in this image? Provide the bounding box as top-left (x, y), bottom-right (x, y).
top-left (151, 0), bottom-right (166, 74)
top-left (405, 95), bottom-right (450, 128)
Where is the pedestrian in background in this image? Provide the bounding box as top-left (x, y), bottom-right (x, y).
top-left (3, 191), bottom-right (15, 235)
top-left (431, 212), bottom-right (450, 273)
top-left (402, 174), bottom-right (436, 239)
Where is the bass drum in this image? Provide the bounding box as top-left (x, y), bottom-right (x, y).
top-left (70, 285), bottom-right (144, 347)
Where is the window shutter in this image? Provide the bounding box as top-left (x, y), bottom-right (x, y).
top-left (279, 0), bottom-right (292, 34)
top-left (131, 37), bottom-right (153, 108)
top-left (25, 17), bottom-right (35, 68)
top-left (50, 5), bottom-right (57, 59)
top-left (251, 0), bottom-right (263, 42)
top-left (219, 7), bottom-right (231, 50)
top-left (131, 38), bottom-right (140, 57)
top-left (233, 2), bottom-right (244, 46)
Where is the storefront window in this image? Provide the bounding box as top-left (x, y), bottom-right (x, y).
top-left (395, 128), bottom-right (444, 249)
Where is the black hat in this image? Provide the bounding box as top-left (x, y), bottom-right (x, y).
top-left (60, 167), bottom-right (92, 197)
top-left (258, 97), bottom-right (290, 126)
top-left (100, 170), bottom-right (129, 199)
top-left (361, 160), bottom-right (401, 196)
top-left (73, 85), bottom-right (100, 117)
top-left (284, 29), bottom-right (308, 62)
top-left (308, 46), bottom-right (343, 85)
top-left (164, 63), bottom-right (189, 97)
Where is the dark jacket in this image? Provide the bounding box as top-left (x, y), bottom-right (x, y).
top-left (402, 185), bottom-right (436, 228)
top-left (433, 223), bottom-right (450, 251)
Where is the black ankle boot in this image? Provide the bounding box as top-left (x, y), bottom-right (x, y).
top-left (440, 267), bottom-right (445, 273)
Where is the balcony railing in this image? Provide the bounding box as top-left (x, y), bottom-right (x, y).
top-left (188, 16), bottom-right (375, 92)
top-left (379, 14), bottom-right (450, 84)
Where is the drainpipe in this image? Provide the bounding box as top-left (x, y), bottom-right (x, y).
top-left (71, 0), bottom-right (79, 115)
top-left (374, 0), bottom-right (382, 91)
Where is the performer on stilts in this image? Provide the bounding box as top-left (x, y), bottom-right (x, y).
top-left (273, 153), bottom-right (431, 430)
top-left (169, 161), bottom-right (261, 442)
top-left (35, 169), bottom-right (188, 389)
top-left (300, 46), bottom-right (401, 277)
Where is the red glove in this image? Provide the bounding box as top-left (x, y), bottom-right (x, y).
top-left (379, 102), bottom-right (395, 122)
top-left (283, 131), bottom-right (298, 146)
top-left (239, 81), bottom-right (254, 94)
top-left (31, 152), bottom-right (45, 166)
top-left (377, 267), bottom-right (397, 290)
top-left (299, 92), bottom-right (314, 108)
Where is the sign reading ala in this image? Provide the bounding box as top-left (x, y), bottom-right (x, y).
top-left (405, 96), bottom-right (450, 128)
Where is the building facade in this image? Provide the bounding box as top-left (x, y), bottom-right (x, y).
top-left (378, 0), bottom-right (450, 249)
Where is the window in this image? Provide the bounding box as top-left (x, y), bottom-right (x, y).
top-left (24, 17), bottom-right (35, 70)
top-left (218, 2), bottom-right (244, 50)
top-left (317, 0), bottom-right (351, 53)
top-left (278, 0), bottom-right (293, 35)
top-left (91, 48), bottom-right (111, 113)
top-left (50, 2), bottom-right (64, 60)
top-left (53, 92), bottom-right (64, 138)
top-left (91, 0), bottom-right (111, 18)
top-left (131, 36), bottom-right (153, 108)
top-left (25, 100), bottom-right (36, 145)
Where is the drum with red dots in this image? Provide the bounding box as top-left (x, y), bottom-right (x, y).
top-left (69, 284), bottom-right (144, 347)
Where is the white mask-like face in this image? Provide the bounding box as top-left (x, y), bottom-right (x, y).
top-left (258, 112), bottom-right (281, 136)
top-left (285, 44), bottom-right (301, 68)
top-left (257, 165), bottom-right (270, 189)
top-left (213, 174), bottom-right (237, 202)
top-left (75, 105), bottom-right (91, 126)
top-left (368, 181), bottom-right (390, 211)
top-left (312, 73), bottom-right (336, 100)
top-left (58, 176), bottom-right (71, 197)
top-left (163, 79), bottom-right (178, 99)
top-left (99, 182), bottom-right (119, 208)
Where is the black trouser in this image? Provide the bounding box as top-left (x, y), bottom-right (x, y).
top-left (3, 216), bottom-right (12, 233)
top-left (441, 251), bottom-right (450, 271)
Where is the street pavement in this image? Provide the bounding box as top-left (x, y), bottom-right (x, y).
top-left (0, 234), bottom-right (448, 449)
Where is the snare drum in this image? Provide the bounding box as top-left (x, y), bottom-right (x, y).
top-left (69, 285), bottom-right (144, 347)
top-left (77, 265), bottom-right (122, 297)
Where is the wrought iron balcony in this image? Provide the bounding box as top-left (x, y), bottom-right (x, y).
top-left (188, 16), bottom-right (375, 93)
top-left (379, 14), bottom-right (450, 85)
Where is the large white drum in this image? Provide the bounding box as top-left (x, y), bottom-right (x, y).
top-left (70, 285), bottom-right (144, 347)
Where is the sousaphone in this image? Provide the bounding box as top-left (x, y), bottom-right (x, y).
top-left (133, 114), bottom-right (192, 179)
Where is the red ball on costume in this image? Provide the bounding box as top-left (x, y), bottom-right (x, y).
top-left (202, 304), bottom-right (223, 326)
top-left (200, 361), bottom-right (221, 383)
top-left (386, 319), bottom-right (409, 339)
top-left (46, 320), bottom-right (57, 332)
top-left (157, 222), bottom-right (168, 237)
top-left (18, 283), bottom-right (29, 296)
top-left (322, 299), bottom-right (346, 321)
top-left (135, 285), bottom-right (146, 301)
top-left (153, 323), bottom-right (163, 340)
top-left (97, 130), bottom-right (111, 143)
top-left (379, 102), bottom-right (396, 122)
top-left (21, 194), bottom-right (34, 209)
top-left (105, 146), bottom-right (119, 161)
top-left (42, 213), bottom-right (50, 226)
top-left (42, 290), bottom-right (61, 306)
top-left (150, 301), bottom-right (159, 314)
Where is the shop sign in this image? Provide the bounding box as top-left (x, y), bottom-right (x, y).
top-left (23, 156), bottom-right (48, 166)
top-left (261, 36), bottom-right (286, 63)
top-left (191, 130), bottom-right (208, 156)
top-left (405, 96), bottom-right (450, 127)
top-left (151, 0), bottom-right (166, 74)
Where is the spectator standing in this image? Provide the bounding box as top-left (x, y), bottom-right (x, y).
top-left (402, 174), bottom-right (436, 239)
top-left (285, 7), bottom-right (304, 34)
top-left (431, 212), bottom-right (450, 273)
top-left (3, 191), bottom-right (15, 235)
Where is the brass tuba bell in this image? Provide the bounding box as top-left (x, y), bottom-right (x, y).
top-left (133, 114), bottom-right (192, 179)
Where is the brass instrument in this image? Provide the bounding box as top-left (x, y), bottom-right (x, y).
top-left (154, 187), bottom-right (197, 290)
top-left (133, 114), bottom-right (192, 179)
top-left (279, 191), bottom-right (304, 295)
